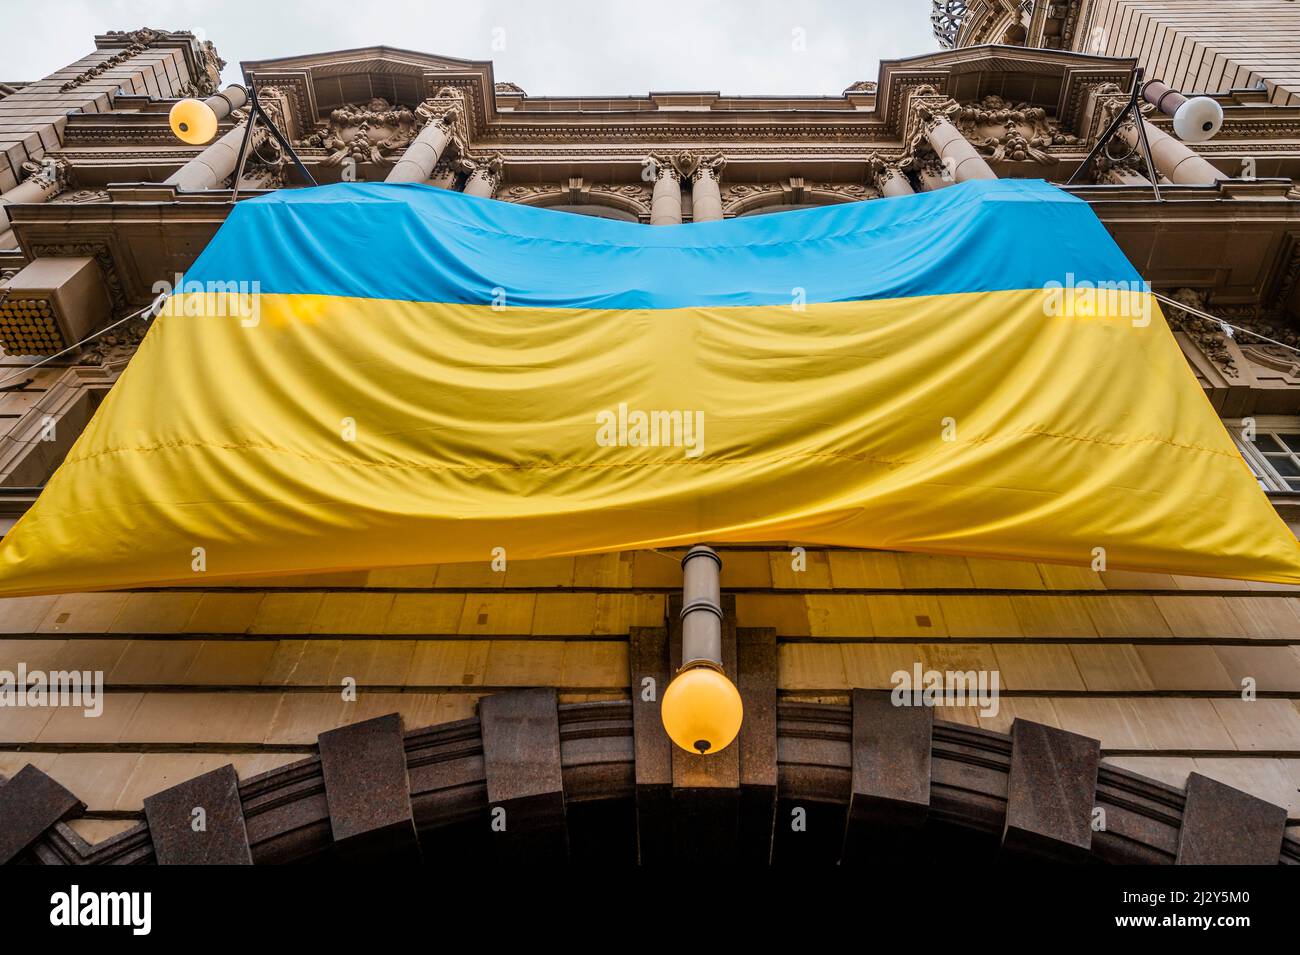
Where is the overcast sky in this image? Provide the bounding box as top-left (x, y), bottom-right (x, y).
top-left (4, 0), bottom-right (940, 96)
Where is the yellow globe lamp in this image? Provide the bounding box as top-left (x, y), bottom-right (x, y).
top-left (661, 662), bottom-right (743, 756)
top-left (169, 98), bottom-right (219, 146)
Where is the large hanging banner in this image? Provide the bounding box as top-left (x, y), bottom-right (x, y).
top-left (1, 178), bottom-right (1298, 595)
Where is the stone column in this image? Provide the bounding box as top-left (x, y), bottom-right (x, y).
top-left (690, 155), bottom-right (725, 222)
top-left (0, 159), bottom-right (69, 246)
top-left (868, 155), bottom-right (915, 197)
top-left (1118, 117), bottom-right (1226, 185)
top-left (387, 106), bottom-right (458, 184)
top-left (462, 154), bottom-right (503, 198)
top-left (648, 155), bottom-right (682, 225)
top-left (923, 115), bottom-right (997, 184)
top-left (164, 120), bottom-right (267, 192)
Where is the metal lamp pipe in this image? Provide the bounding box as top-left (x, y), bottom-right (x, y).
top-left (1142, 79), bottom-right (1187, 116)
top-left (204, 84), bottom-right (248, 122)
top-left (680, 545), bottom-right (723, 669)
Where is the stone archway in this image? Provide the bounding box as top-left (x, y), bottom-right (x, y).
top-left (4, 691), bottom-right (1292, 865)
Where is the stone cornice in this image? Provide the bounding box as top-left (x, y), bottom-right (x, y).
top-left (228, 44), bottom-right (1142, 148)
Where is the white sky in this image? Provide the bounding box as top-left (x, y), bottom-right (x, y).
top-left (3, 0), bottom-right (940, 96)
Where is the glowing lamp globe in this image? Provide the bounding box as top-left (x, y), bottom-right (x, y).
top-left (661, 664), bottom-right (743, 755)
top-left (169, 98), bottom-right (219, 145)
top-left (1172, 96), bottom-right (1223, 142)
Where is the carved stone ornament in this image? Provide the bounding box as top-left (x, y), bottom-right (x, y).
top-left (721, 182), bottom-right (781, 203)
top-left (177, 40), bottom-right (226, 98)
top-left (644, 153), bottom-right (681, 182)
top-left (1091, 152), bottom-right (1143, 184)
top-left (867, 151), bottom-right (909, 182)
top-left (645, 151), bottom-right (725, 184)
top-left (1222, 308), bottom-right (1300, 364)
top-left (689, 152), bottom-right (726, 184)
top-left (504, 183), bottom-right (561, 200)
top-left (1165, 288), bottom-right (1238, 375)
top-left (809, 181), bottom-right (876, 200)
top-left (19, 157), bottom-right (71, 193)
top-left (460, 152), bottom-right (505, 183)
top-left (301, 98), bottom-right (421, 167)
top-left (62, 28), bottom-right (165, 92)
top-left (905, 87), bottom-right (1078, 168)
top-left (951, 94), bottom-right (1081, 164)
top-left (592, 182), bottom-right (651, 201)
top-left (52, 189), bottom-right (112, 205)
top-left (77, 315), bottom-right (149, 367)
top-left (1091, 83), bottom-right (1158, 143)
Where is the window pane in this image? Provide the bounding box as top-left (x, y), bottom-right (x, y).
top-left (1254, 433), bottom-right (1287, 452)
top-left (1265, 453), bottom-right (1300, 476)
top-left (1279, 433), bottom-right (1300, 452)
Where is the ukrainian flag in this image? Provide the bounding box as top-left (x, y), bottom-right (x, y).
top-left (1, 178), bottom-right (1297, 594)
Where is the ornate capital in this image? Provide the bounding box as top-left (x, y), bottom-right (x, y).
top-left (645, 151), bottom-right (725, 184)
top-left (902, 87), bottom-right (959, 167)
top-left (463, 152), bottom-right (505, 184)
top-left (19, 157), bottom-right (71, 193)
top-left (866, 152), bottom-right (908, 185)
top-left (689, 153), bottom-right (726, 184)
top-left (645, 153), bottom-right (680, 182)
top-left (909, 85), bottom-right (960, 131)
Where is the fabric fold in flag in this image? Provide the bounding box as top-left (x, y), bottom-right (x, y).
top-left (1, 177), bottom-right (1298, 595)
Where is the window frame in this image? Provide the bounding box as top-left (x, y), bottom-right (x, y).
top-left (1225, 416), bottom-right (1300, 492)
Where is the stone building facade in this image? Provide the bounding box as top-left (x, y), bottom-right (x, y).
top-left (0, 2), bottom-right (1299, 863)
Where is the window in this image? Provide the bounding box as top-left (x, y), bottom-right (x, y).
top-left (1228, 418), bottom-right (1300, 491)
